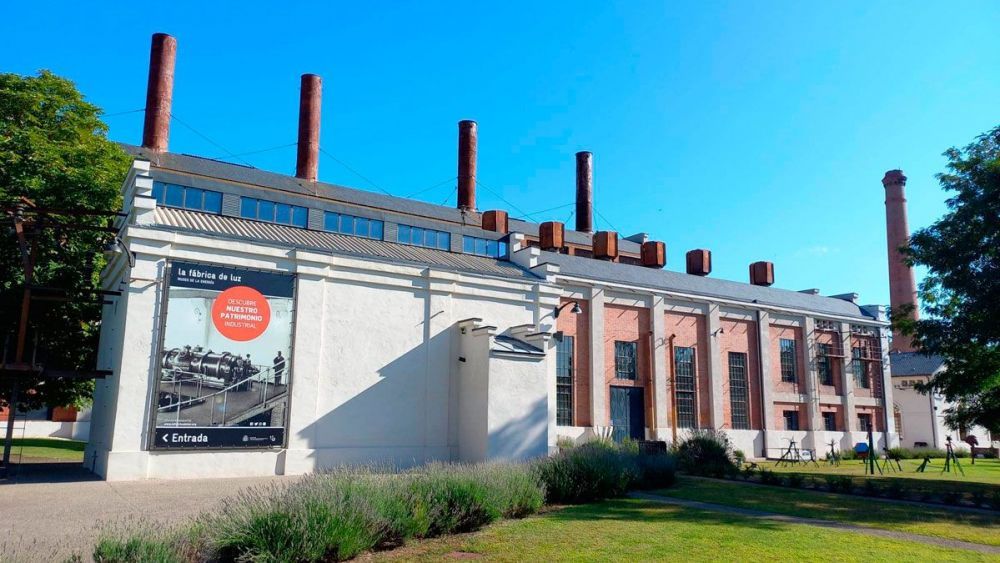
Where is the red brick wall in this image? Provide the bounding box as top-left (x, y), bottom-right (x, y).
top-left (815, 330), bottom-right (843, 396)
top-left (817, 403), bottom-right (844, 432)
top-left (774, 402), bottom-right (810, 431)
top-left (719, 318), bottom-right (762, 430)
top-left (604, 304), bottom-right (652, 428)
top-left (851, 335), bottom-right (881, 399)
top-left (557, 298), bottom-right (591, 426)
top-left (854, 406), bottom-right (884, 432)
top-left (664, 311), bottom-right (708, 428)
top-left (770, 325), bottom-right (804, 394)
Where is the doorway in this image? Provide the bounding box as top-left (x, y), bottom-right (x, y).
top-left (610, 386), bottom-right (645, 442)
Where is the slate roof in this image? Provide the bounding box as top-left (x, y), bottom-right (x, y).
top-left (149, 207), bottom-right (535, 280)
top-left (534, 249), bottom-right (877, 321)
top-left (889, 352), bottom-right (947, 377)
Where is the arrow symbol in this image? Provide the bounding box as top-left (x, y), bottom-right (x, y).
top-left (162, 433), bottom-right (169, 443)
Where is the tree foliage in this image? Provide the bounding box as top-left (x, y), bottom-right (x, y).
top-left (0, 70), bottom-right (130, 410)
top-left (898, 125), bottom-right (1000, 433)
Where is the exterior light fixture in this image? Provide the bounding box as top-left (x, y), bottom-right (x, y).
top-left (554, 301), bottom-right (582, 318)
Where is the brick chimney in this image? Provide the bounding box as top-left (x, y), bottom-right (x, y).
top-left (883, 169), bottom-right (919, 352)
top-left (295, 74), bottom-right (322, 181)
top-left (141, 33), bottom-right (177, 152)
top-left (749, 261), bottom-right (774, 286)
top-left (575, 151), bottom-right (593, 233)
top-left (686, 249), bottom-right (712, 276)
top-left (458, 120), bottom-right (477, 211)
top-left (540, 221), bottom-right (565, 251)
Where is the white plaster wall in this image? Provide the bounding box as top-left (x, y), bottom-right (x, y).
top-left (13, 421), bottom-right (90, 441)
top-left (90, 225), bottom-right (547, 480)
top-left (486, 354), bottom-right (549, 461)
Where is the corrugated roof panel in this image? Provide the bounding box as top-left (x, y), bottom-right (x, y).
top-left (150, 207), bottom-right (535, 279)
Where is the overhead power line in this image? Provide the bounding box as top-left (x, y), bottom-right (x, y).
top-left (318, 147), bottom-right (393, 197)
top-left (171, 114), bottom-right (254, 167)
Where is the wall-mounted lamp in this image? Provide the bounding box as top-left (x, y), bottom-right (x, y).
top-left (554, 301), bottom-right (582, 318)
top-left (712, 327), bottom-right (725, 337)
top-left (105, 235), bottom-right (136, 268)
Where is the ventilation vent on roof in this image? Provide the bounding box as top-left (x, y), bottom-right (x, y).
top-left (641, 241), bottom-right (666, 268)
top-left (593, 231), bottom-right (618, 260)
top-left (749, 261), bottom-right (774, 286)
top-left (686, 249), bottom-right (712, 276)
top-left (482, 210), bottom-right (508, 234)
top-left (540, 221), bottom-right (565, 251)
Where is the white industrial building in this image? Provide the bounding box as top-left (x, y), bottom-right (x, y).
top-left (85, 34), bottom-right (901, 480)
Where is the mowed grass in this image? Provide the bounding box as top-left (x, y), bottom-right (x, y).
top-left (7, 438), bottom-right (85, 461)
top-left (759, 458), bottom-right (1000, 485)
top-left (658, 477), bottom-right (1000, 546)
top-left (369, 498), bottom-right (994, 562)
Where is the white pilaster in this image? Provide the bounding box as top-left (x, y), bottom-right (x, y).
top-left (651, 297), bottom-right (669, 439)
top-left (707, 304), bottom-right (724, 429)
top-left (757, 311), bottom-right (776, 456)
top-left (589, 286), bottom-right (607, 428)
top-left (801, 316), bottom-right (822, 450)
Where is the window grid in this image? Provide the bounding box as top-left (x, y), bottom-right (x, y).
top-left (783, 410), bottom-right (800, 431)
top-left (822, 412), bottom-right (837, 431)
top-left (674, 346), bottom-right (697, 429)
top-left (152, 182), bottom-right (222, 214)
top-left (858, 413), bottom-right (873, 433)
top-left (323, 211), bottom-right (384, 240)
top-left (728, 352), bottom-right (750, 430)
top-left (556, 335), bottom-right (574, 426)
top-left (852, 347), bottom-right (870, 389)
top-left (780, 338), bottom-right (797, 383)
top-left (817, 343), bottom-right (834, 386)
top-left (614, 341), bottom-right (638, 381)
top-left (462, 236), bottom-right (508, 258)
top-left (240, 197), bottom-right (308, 228)
top-left (397, 224), bottom-right (451, 250)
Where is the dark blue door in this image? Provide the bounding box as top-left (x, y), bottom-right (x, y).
top-left (610, 386), bottom-right (645, 442)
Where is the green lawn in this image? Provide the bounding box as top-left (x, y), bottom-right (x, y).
top-left (759, 458), bottom-right (1000, 485)
top-left (657, 476), bottom-right (1000, 546)
top-left (370, 498), bottom-right (994, 562)
top-left (7, 437), bottom-right (85, 461)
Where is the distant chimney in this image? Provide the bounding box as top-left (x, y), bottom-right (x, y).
top-left (295, 74), bottom-right (322, 181)
top-left (883, 169), bottom-right (919, 352)
top-left (575, 151), bottom-right (593, 233)
top-left (141, 33), bottom-right (177, 152)
top-left (749, 261), bottom-right (774, 286)
top-left (686, 249), bottom-right (712, 276)
top-left (593, 231), bottom-right (618, 260)
top-left (458, 120), bottom-right (477, 211)
top-left (540, 221), bottom-right (565, 251)
top-left (482, 210), bottom-right (508, 234)
top-left (641, 241), bottom-right (666, 268)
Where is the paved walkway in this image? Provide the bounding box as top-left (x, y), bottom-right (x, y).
top-left (629, 491), bottom-right (1000, 555)
top-left (0, 469), bottom-right (292, 561)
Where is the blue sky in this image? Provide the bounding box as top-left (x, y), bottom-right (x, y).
top-left (3, 2), bottom-right (998, 307)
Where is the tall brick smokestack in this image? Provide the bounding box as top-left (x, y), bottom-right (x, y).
top-left (883, 169), bottom-right (919, 352)
top-left (457, 120), bottom-right (477, 211)
top-left (575, 151), bottom-right (593, 233)
top-left (296, 74), bottom-right (322, 181)
top-left (141, 33), bottom-right (177, 151)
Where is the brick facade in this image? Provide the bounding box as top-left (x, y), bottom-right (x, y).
top-left (664, 311), bottom-right (708, 428)
top-left (603, 304), bottom-right (652, 428)
top-left (719, 318), bottom-right (762, 430)
top-left (557, 298), bottom-right (591, 427)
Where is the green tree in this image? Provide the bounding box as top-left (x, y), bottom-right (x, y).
top-left (898, 125), bottom-right (1000, 433)
top-left (0, 70), bottom-right (130, 411)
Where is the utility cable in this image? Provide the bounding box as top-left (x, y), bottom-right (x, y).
top-left (405, 177), bottom-right (457, 199)
top-left (595, 208), bottom-right (621, 233)
top-left (170, 114), bottom-right (254, 167)
top-left (318, 147), bottom-right (394, 197)
top-left (101, 108), bottom-right (146, 118)
top-left (205, 142), bottom-right (297, 162)
top-left (474, 179), bottom-right (533, 221)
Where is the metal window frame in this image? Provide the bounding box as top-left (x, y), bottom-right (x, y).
top-left (779, 338), bottom-right (797, 383)
top-left (817, 342), bottom-right (834, 386)
top-left (728, 351), bottom-right (750, 430)
top-left (822, 411), bottom-right (837, 431)
top-left (614, 340), bottom-right (638, 381)
top-left (783, 409), bottom-right (800, 431)
top-left (555, 335), bottom-right (574, 426)
top-left (674, 346), bottom-right (697, 429)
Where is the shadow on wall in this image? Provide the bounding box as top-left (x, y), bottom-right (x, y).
top-left (487, 395), bottom-right (548, 462)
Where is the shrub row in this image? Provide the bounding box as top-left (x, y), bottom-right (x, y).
top-left (94, 443), bottom-right (676, 562)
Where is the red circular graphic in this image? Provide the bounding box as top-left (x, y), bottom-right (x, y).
top-left (211, 286), bottom-right (271, 341)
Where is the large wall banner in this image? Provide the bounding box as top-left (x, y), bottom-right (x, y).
top-left (151, 261), bottom-right (295, 449)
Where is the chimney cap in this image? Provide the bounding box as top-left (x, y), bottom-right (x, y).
top-left (882, 169), bottom-right (907, 187)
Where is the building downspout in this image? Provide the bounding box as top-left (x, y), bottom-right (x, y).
top-left (755, 310), bottom-right (769, 458)
top-left (668, 333), bottom-right (677, 444)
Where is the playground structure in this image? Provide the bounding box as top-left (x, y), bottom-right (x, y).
top-left (776, 438), bottom-right (818, 467)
